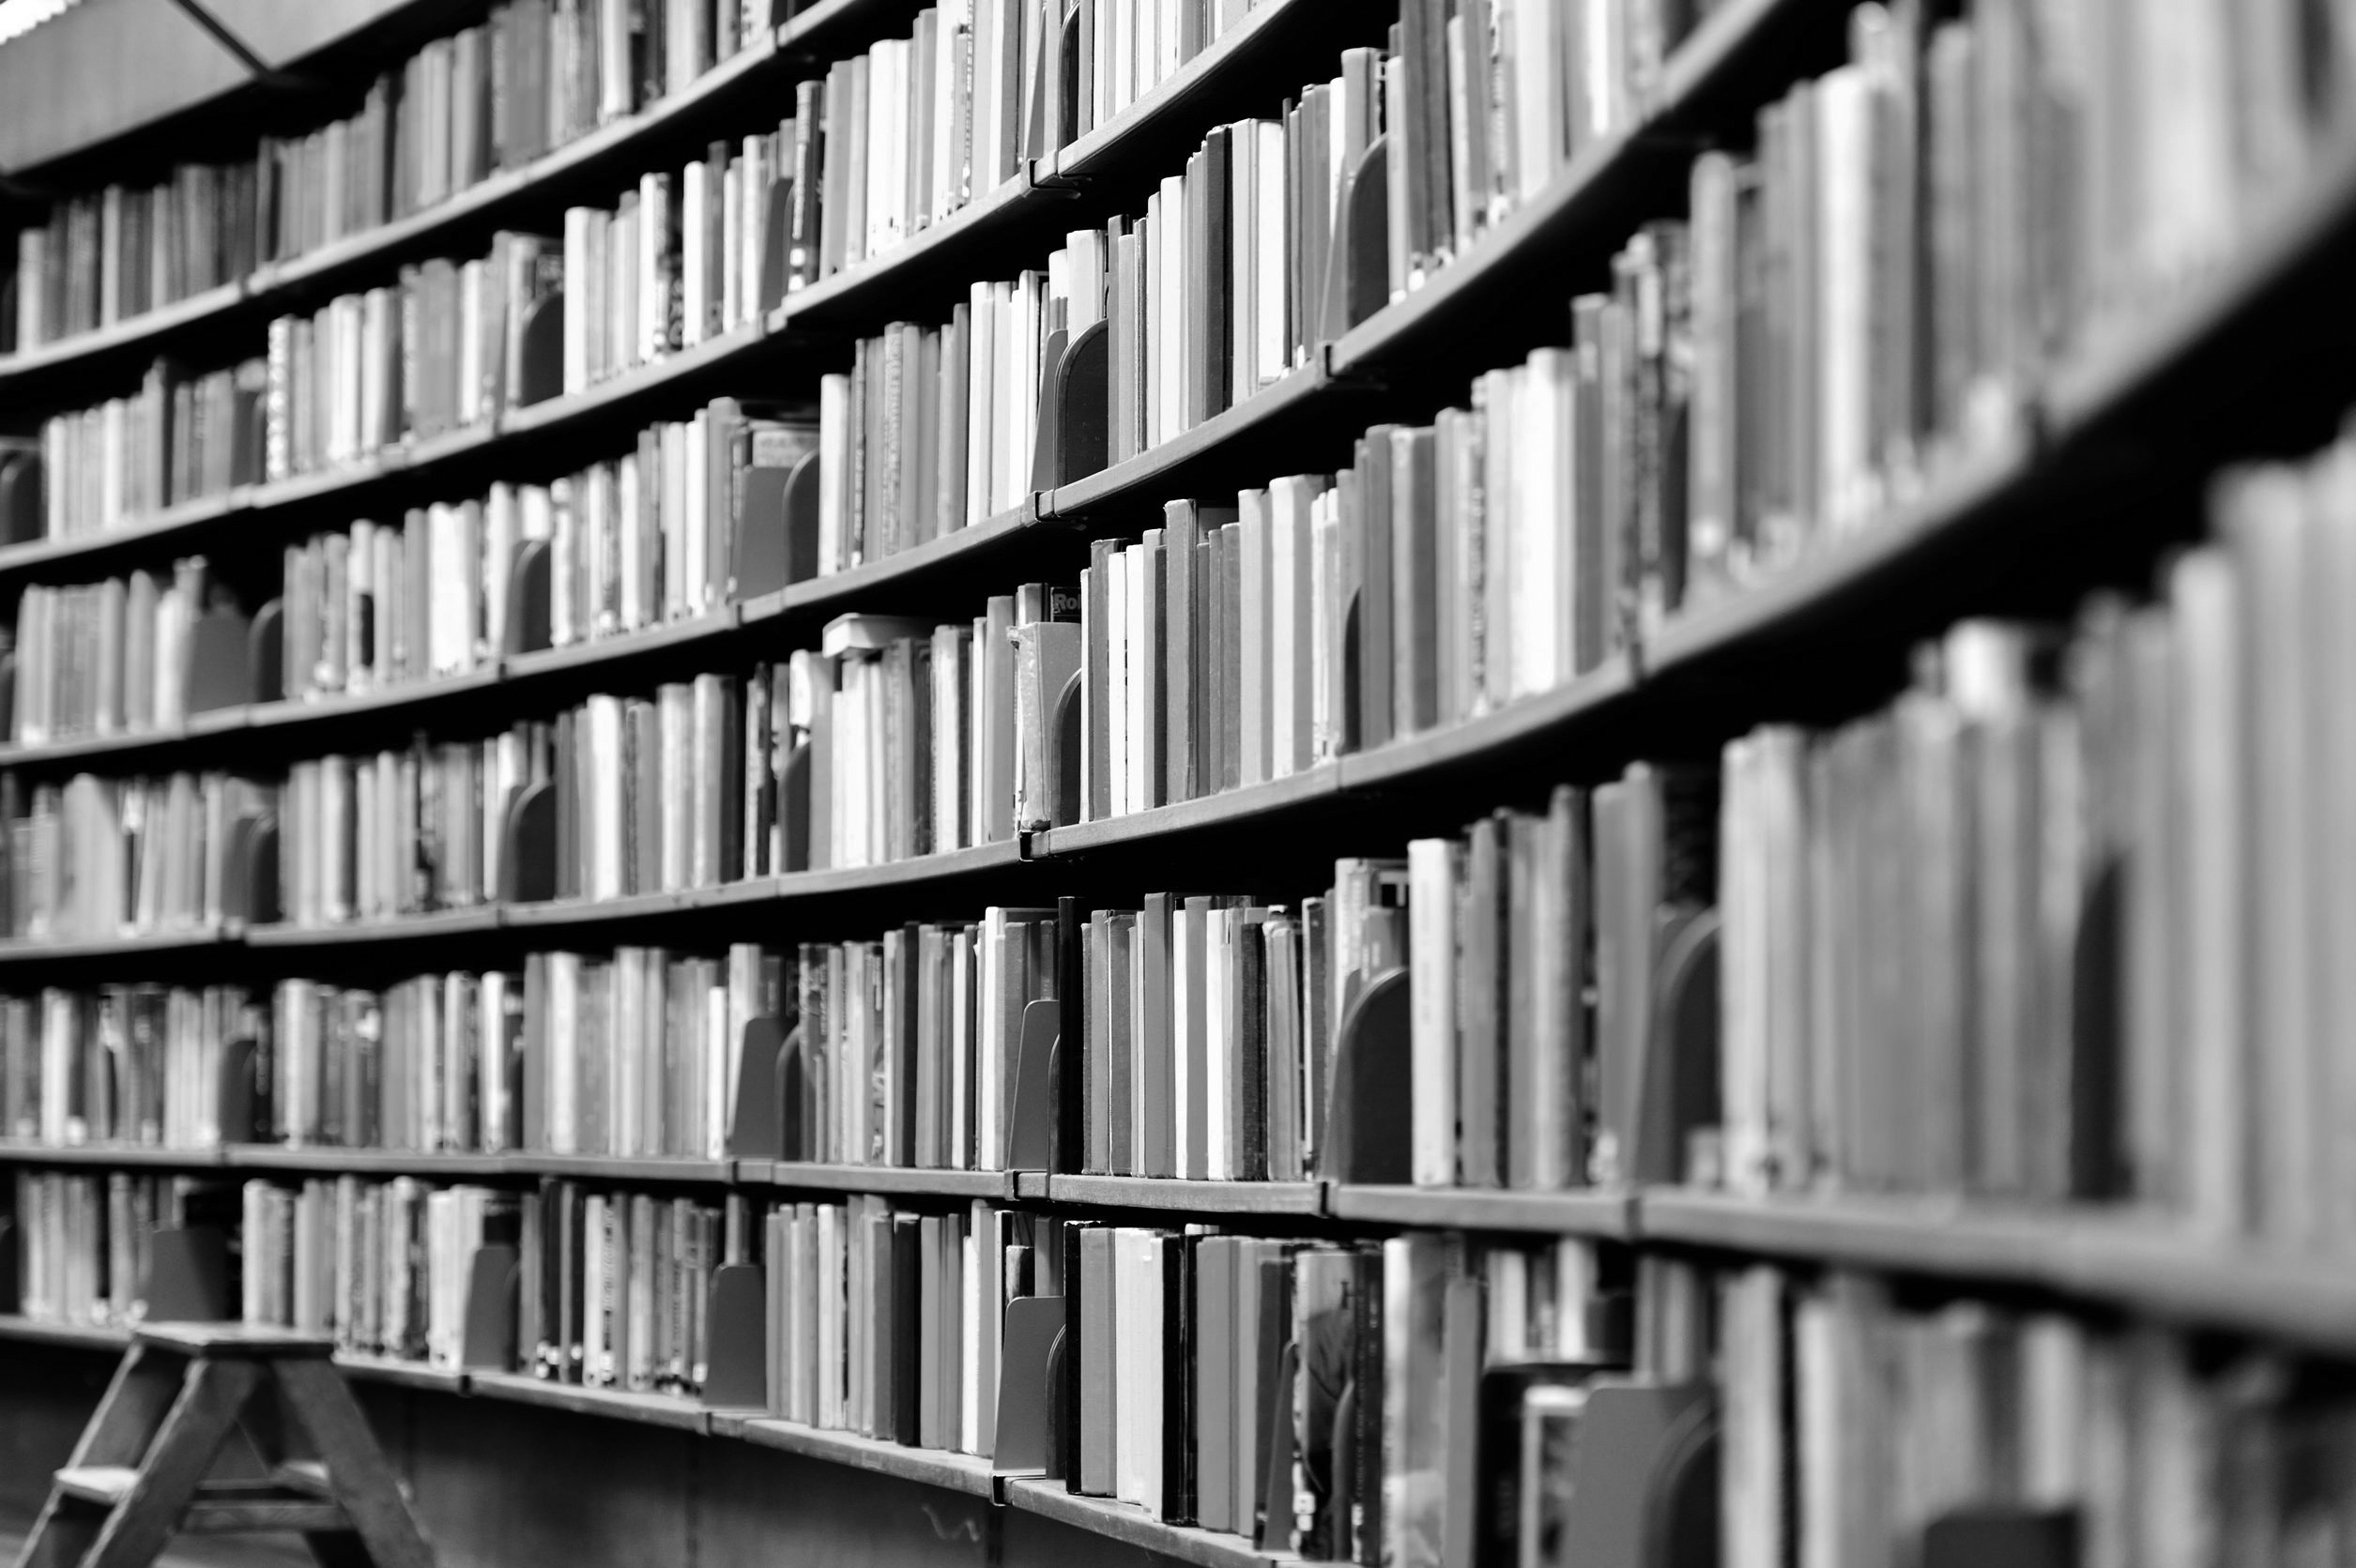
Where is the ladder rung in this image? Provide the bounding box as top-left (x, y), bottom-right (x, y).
top-left (53, 1466), bottom-right (138, 1505)
top-left (179, 1498), bottom-right (353, 1534)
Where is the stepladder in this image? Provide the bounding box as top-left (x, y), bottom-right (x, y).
top-left (13, 1322), bottom-right (434, 1568)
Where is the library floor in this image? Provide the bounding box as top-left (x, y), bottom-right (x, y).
top-left (0, 1509), bottom-right (313, 1566)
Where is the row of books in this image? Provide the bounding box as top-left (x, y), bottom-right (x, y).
top-left (277, 946), bottom-right (778, 1159)
top-left (0, 985), bottom-right (264, 1150)
top-left (239, 1176), bottom-right (513, 1369)
top-left (1397, 775), bottom-right (1709, 1195)
top-left (780, 916), bottom-right (1054, 1171)
top-left (1676, 0), bottom-right (2347, 600)
top-left (538, 679), bottom-right (752, 903)
top-left (9, 165), bottom-right (267, 351)
top-left (37, 359), bottom-right (266, 539)
top-left (238, 1176), bottom-right (733, 1391)
top-left (10, 598), bottom-right (1047, 936)
top-left (789, 598), bottom-right (1068, 865)
top-left (6, 771), bottom-right (272, 943)
top-left (11, 399), bottom-right (805, 717)
top-left (258, 237), bottom-right (557, 480)
top-left (1713, 423), bottom-right (2356, 1245)
top-left (788, 0), bottom-right (1260, 299)
top-left (558, 138), bottom-right (775, 394)
top-left (810, 88), bottom-right (1370, 565)
top-left (1715, 1265), bottom-right (2351, 1568)
top-left (1064, 1224), bottom-right (1631, 1560)
top-left (32, 241), bottom-right (556, 540)
top-left (3, 0), bottom-right (769, 356)
top-left (8, 557), bottom-right (222, 746)
top-left (8, 1169), bottom-right (207, 1327)
top-left (758, 1195), bottom-right (1024, 1450)
top-left (519, 1180), bottom-right (727, 1392)
top-left (278, 738), bottom-right (521, 928)
top-left (1374, 0), bottom-right (1690, 306)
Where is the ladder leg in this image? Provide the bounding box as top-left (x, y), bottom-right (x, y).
top-left (81, 1358), bottom-right (263, 1568)
top-left (12, 1347), bottom-right (183, 1568)
top-left (270, 1360), bottom-right (432, 1568)
top-left (66, 1347), bottom-right (183, 1468)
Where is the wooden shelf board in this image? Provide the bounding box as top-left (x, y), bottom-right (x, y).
top-left (0, 1314), bottom-right (130, 1351)
top-left (1002, 1478), bottom-right (1273, 1568)
top-left (1033, 765), bottom-right (1341, 859)
top-left (1328, 1184), bottom-right (1634, 1237)
top-left (0, 722), bottom-right (194, 769)
top-left (503, 610), bottom-right (742, 681)
top-left (0, 491), bottom-right (247, 579)
top-left (754, 498), bottom-right (1045, 622)
top-left (747, 1163), bottom-right (1017, 1200)
top-left (246, 906), bottom-right (500, 949)
top-left (335, 1354), bottom-right (467, 1393)
top-left (240, 668), bottom-right (508, 735)
top-left (717, 1414), bottom-right (997, 1496)
top-left (773, 840), bottom-right (1029, 898)
top-left (1637, 1191), bottom-right (2356, 1354)
top-left (1641, 449), bottom-right (2029, 677)
top-left (0, 280), bottom-right (244, 382)
top-left (1048, 362), bottom-right (1328, 521)
top-left (502, 1154), bottom-right (734, 1185)
top-left (227, 1147), bottom-right (513, 1180)
top-left (500, 889), bottom-right (696, 932)
top-left (772, 169), bottom-right (1038, 331)
top-left (1044, 1175), bottom-right (1324, 1216)
top-left (1327, 129), bottom-right (1638, 379)
top-left (0, 927), bottom-right (229, 967)
top-left (501, 320), bottom-right (770, 440)
top-left (465, 1370), bottom-right (712, 1431)
top-left (1336, 658), bottom-right (1636, 793)
top-left (0, 1141), bottom-right (224, 1169)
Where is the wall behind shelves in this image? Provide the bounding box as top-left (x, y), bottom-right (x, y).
top-left (0, 0), bottom-right (433, 175)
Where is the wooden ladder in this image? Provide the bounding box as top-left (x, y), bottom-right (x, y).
top-left (13, 1322), bottom-right (433, 1568)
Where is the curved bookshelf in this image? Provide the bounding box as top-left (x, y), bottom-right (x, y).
top-left (8, 0), bottom-right (2356, 1495)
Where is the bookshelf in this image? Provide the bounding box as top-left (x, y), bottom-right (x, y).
top-left (6, 0), bottom-right (2355, 1565)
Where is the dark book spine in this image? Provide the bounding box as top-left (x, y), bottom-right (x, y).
top-left (1237, 913), bottom-right (1267, 1180)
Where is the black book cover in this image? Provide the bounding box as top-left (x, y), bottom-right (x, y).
top-left (1056, 896), bottom-right (1082, 1175)
top-left (891, 1212), bottom-right (922, 1443)
top-left (1053, 1218), bottom-right (1084, 1483)
top-left (1350, 1245), bottom-right (1384, 1564)
top-left (1199, 129), bottom-right (1232, 421)
top-left (1237, 911), bottom-right (1267, 1180)
top-left (1163, 1231), bottom-right (1195, 1522)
